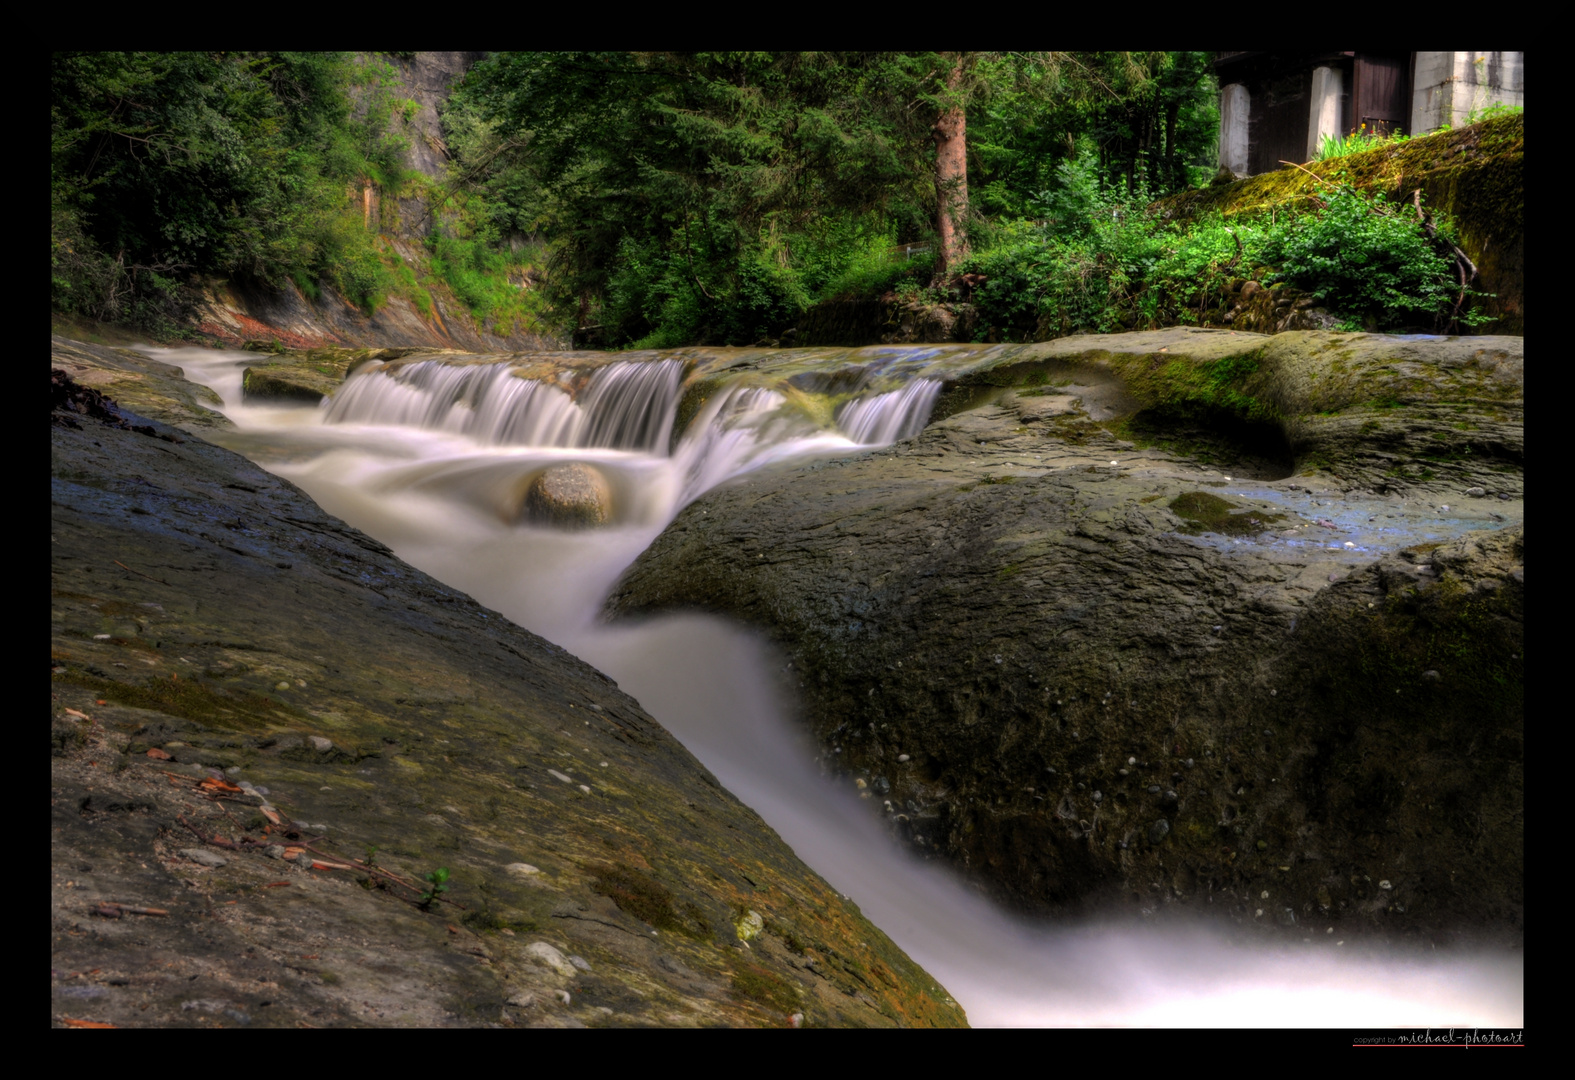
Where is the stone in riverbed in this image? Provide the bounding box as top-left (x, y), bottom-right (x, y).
top-left (520, 464), bottom-right (612, 529)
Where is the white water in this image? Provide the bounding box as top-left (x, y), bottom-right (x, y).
top-left (153, 348), bottom-right (1523, 1028)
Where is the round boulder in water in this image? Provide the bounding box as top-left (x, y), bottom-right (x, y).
top-left (521, 463), bottom-right (612, 529)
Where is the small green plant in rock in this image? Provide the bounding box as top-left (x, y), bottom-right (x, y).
top-left (1313, 123), bottom-right (1410, 162)
top-left (418, 866), bottom-right (451, 910)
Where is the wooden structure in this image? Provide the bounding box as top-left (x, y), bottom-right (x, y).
top-left (1214, 51), bottom-right (1523, 176)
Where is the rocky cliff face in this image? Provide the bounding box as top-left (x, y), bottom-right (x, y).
top-left (609, 329), bottom-right (1524, 942)
top-left (185, 53), bottom-right (563, 355)
top-left (50, 337), bottom-right (962, 1028)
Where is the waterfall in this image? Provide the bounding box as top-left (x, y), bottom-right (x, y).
top-left (837, 379), bottom-right (943, 444)
top-left (325, 358), bottom-right (683, 454)
top-left (324, 357), bottom-right (944, 473)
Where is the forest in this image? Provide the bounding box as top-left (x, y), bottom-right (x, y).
top-left (52, 51), bottom-right (1488, 346)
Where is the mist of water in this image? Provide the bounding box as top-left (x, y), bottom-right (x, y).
top-left (149, 347), bottom-right (1523, 1027)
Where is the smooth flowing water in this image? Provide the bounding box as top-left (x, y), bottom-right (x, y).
top-left (151, 347), bottom-right (1522, 1028)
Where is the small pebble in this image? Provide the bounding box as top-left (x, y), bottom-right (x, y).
top-left (179, 848), bottom-right (228, 869)
top-left (308, 736), bottom-right (333, 753)
top-left (897, 753), bottom-right (911, 763)
top-left (1421, 670), bottom-right (1440, 680)
top-left (1091, 790), bottom-right (1103, 803)
top-left (1148, 819), bottom-right (1170, 844)
top-left (1147, 785), bottom-right (1161, 795)
top-left (1127, 756), bottom-right (1137, 766)
top-left (1379, 879), bottom-right (1393, 890)
top-left (1465, 487), bottom-right (1485, 497)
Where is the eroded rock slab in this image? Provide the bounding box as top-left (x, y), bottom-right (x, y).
top-left (610, 350), bottom-right (1524, 943)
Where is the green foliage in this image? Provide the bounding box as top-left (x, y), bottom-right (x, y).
top-left (418, 866), bottom-right (450, 910)
top-left (962, 155), bottom-right (1240, 339)
top-left (428, 229), bottom-right (542, 336)
top-left (1260, 186), bottom-right (1468, 329)
top-left (51, 51), bottom-right (414, 329)
top-left (970, 52), bottom-right (1217, 217)
top-left (1464, 101), bottom-right (1522, 126)
top-left (1313, 124), bottom-right (1411, 162)
top-left (959, 161), bottom-right (1481, 340)
top-left (440, 51), bottom-right (1218, 347)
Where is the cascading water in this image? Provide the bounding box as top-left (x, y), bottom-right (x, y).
top-left (836, 379), bottom-right (943, 445)
top-left (325, 358), bottom-right (684, 453)
top-left (152, 347), bottom-right (1522, 1028)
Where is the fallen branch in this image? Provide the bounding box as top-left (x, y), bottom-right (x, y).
top-left (1279, 159), bottom-right (1335, 189)
top-left (93, 903), bottom-right (168, 918)
top-left (1411, 188), bottom-right (1480, 329)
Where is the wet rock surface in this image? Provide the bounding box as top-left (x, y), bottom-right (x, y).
top-left (610, 332), bottom-right (1524, 943)
top-left (521, 464), bottom-right (613, 529)
top-left (237, 346), bottom-right (461, 405)
top-left (50, 340), bottom-right (964, 1029)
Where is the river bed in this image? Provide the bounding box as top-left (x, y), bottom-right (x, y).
top-left (148, 345), bottom-right (1523, 1028)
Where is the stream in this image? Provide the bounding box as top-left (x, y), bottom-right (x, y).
top-left (148, 345), bottom-right (1523, 1028)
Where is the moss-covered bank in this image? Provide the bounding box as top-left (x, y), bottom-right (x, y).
top-left (1158, 114), bottom-right (1524, 333)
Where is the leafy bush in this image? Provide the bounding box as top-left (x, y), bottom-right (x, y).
top-left (958, 158), bottom-right (1481, 340)
top-left (1260, 186), bottom-right (1461, 328)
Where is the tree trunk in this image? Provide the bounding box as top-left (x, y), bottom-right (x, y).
top-left (931, 58), bottom-right (970, 288)
top-left (1161, 101), bottom-right (1175, 190)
